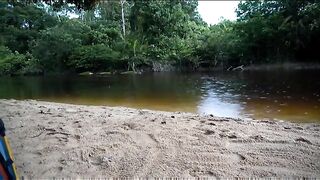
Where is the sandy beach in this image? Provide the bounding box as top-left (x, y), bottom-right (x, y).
top-left (0, 99), bottom-right (319, 178)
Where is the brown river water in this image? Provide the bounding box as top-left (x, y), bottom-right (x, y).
top-left (0, 70), bottom-right (319, 123)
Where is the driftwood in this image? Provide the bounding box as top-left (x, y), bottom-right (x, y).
top-left (232, 65), bottom-right (244, 71)
top-left (227, 66), bottom-right (233, 71)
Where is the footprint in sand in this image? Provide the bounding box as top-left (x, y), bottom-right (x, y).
top-left (204, 130), bottom-right (215, 135)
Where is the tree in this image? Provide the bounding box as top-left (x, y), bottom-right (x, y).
top-left (32, 19), bottom-right (89, 73)
top-left (120, 0), bottom-right (126, 37)
top-left (235, 0), bottom-right (320, 63)
top-left (2, 0), bottom-right (319, 75)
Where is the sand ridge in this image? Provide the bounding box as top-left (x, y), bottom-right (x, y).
top-left (0, 99), bottom-right (319, 178)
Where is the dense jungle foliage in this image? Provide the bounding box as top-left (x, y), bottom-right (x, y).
top-left (1, 0), bottom-right (320, 75)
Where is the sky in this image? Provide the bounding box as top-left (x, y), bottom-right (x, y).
top-left (197, 1), bottom-right (240, 25)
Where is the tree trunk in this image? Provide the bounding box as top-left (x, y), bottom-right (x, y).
top-left (120, 0), bottom-right (126, 37)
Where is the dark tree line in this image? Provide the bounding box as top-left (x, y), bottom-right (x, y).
top-left (0, 0), bottom-right (320, 75)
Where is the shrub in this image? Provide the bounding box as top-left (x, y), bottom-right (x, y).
top-left (0, 46), bottom-right (41, 75)
top-left (69, 44), bottom-right (120, 72)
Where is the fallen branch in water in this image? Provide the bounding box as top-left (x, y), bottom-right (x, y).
top-left (232, 65), bottom-right (244, 71)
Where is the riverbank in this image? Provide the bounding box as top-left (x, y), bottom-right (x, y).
top-left (0, 99), bottom-right (319, 178)
top-left (3, 62), bottom-right (320, 77)
top-left (243, 62), bottom-right (320, 71)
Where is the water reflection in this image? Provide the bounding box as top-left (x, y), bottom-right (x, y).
top-left (0, 70), bottom-right (319, 123)
top-left (198, 94), bottom-right (243, 118)
top-left (197, 77), bottom-right (244, 118)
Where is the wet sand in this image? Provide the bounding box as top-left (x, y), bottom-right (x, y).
top-left (0, 99), bottom-right (319, 178)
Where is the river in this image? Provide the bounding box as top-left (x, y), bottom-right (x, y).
top-left (1, 70), bottom-right (319, 123)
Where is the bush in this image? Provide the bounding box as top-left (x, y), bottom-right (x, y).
top-left (20, 52), bottom-right (43, 75)
top-left (0, 46), bottom-right (25, 75)
top-left (0, 46), bottom-right (41, 75)
top-left (69, 44), bottom-right (120, 72)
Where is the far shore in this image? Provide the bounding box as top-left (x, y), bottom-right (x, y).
top-left (1, 62), bottom-right (320, 77)
top-left (0, 99), bottom-right (319, 178)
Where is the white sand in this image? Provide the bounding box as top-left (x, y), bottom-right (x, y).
top-left (0, 99), bottom-right (319, 178)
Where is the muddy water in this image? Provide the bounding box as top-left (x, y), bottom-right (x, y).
top-left (1, 70), bottom-right (319, 123)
